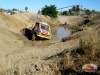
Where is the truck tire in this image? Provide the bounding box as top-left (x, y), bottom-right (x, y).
top-left (32, 34), bottom-right (36, 41)
top-left (21, 28), bottom-right (26, 36)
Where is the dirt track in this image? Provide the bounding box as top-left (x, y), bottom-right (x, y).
top-left (0, 13), bottom-right (81, 75)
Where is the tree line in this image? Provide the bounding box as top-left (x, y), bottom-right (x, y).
top-left (61, 8), bottom-right (100, 16)
top-left (38, 5), bottom-right (100, 18)
top-left (0, 6), bottom-right (29, 14)
top-left (0, 5), bottom-right (100, 18)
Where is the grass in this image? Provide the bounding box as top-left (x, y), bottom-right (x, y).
top-left (58, 27), bottom-right (100, 75)
top-left (41, 14), bottom-right (100, 75)
top-left (65, 23), bottom-right (83, 34)
top-left (80, 28), bottom-right (100, 58)
top-left (71, 25), bottom-right (83, 33)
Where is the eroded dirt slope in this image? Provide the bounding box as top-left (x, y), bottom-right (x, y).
top-left (0, 13), bottom-right (80, 75)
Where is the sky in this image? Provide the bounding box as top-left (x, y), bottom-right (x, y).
top-left (0, 0), bottom-right (100, 13)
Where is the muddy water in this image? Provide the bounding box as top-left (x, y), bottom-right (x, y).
top-left (31, 26), bottom-right (71, 46)
top-left (51, 26), bottom-right (71, 42)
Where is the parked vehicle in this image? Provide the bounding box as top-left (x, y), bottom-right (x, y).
top-left (21, 22), bottom-right (51, 41)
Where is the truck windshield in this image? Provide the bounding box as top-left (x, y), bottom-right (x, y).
top-left (41, 24), bottom-right (49, 31)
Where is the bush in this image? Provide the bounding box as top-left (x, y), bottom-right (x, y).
top-left (0, 8), bottom-right (5, 13)
top-left (41, 5), bottom-right (58, 18)
top-left (69, 25), bottom-right (83, 33)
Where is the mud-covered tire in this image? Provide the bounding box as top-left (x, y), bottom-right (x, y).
top-left (32, 34), bottom-right (36, 41)
top-left (21, 28), bottom-right (26, 36)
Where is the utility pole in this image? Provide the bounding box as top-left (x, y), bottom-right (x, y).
top-left (57, 5), bottom-right (74, 15)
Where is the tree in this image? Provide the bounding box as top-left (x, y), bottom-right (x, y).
top-left (72, 5), bottom-right (76, 11)
top-left (38, 10), bottom-right (41, 14)
top-left (62, 11), bottom-right (68, 15)
top-left (69, 9), bottom-right (72, 15)
top-left (91, 10), bottom-right (96, 14)
top-left (41, 5), bottom-right (58, 18)
top-left (25, 6), bottom-right (28, 12)
top-left (76, 5), bottom-right (80, 11)
top-left (72, 5), bottom-right (80, 11)
top-left (0, 8), bottom-right (5, 13)
top-left (85, 9), bottom-right (91, 15)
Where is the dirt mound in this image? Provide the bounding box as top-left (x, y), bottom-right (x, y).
top-left (0, 13), bottom-right (84, 75)
top-left (58, 16), bottom-right (83, 25)
top-left (0, 13), bottom-right (27, 33)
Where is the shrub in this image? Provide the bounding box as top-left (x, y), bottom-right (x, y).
top-left (41, 5), bottom-right (58, 18)
top-left (69, 25), bottom-right (83, 33)
top-left (0, 8), bottom-right (5, 13)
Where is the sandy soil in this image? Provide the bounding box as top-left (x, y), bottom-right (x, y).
top-left (58, 16), bottom-right (83, 25)
top-left (0, 13), bottom-right (81, 75)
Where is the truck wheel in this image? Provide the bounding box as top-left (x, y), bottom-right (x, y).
top-left (21, 28), bottom-right (26, 36)
top-left (32, 34), bottom-right (36, 41)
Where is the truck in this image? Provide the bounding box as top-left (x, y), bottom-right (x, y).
top-left (21, 21), bottom-right (51, 41)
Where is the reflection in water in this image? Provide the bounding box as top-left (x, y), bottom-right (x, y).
top-left (51, 26), bottom-right (71, 42)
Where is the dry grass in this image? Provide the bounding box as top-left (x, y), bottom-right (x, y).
top-left (0, 13), bottom-right (100, 75)
top-left (80, 28), bottom-right (100, 59)
top-left (58, 27), bottom-right (100, 75)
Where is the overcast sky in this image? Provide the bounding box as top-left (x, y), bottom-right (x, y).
top-left (0, 0), bottom-right (100, 13)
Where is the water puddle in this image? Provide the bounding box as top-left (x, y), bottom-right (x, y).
top-left (28, 26), bottom-right (71, 47)
top-left (51, 26), bottom-right (71, 42)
